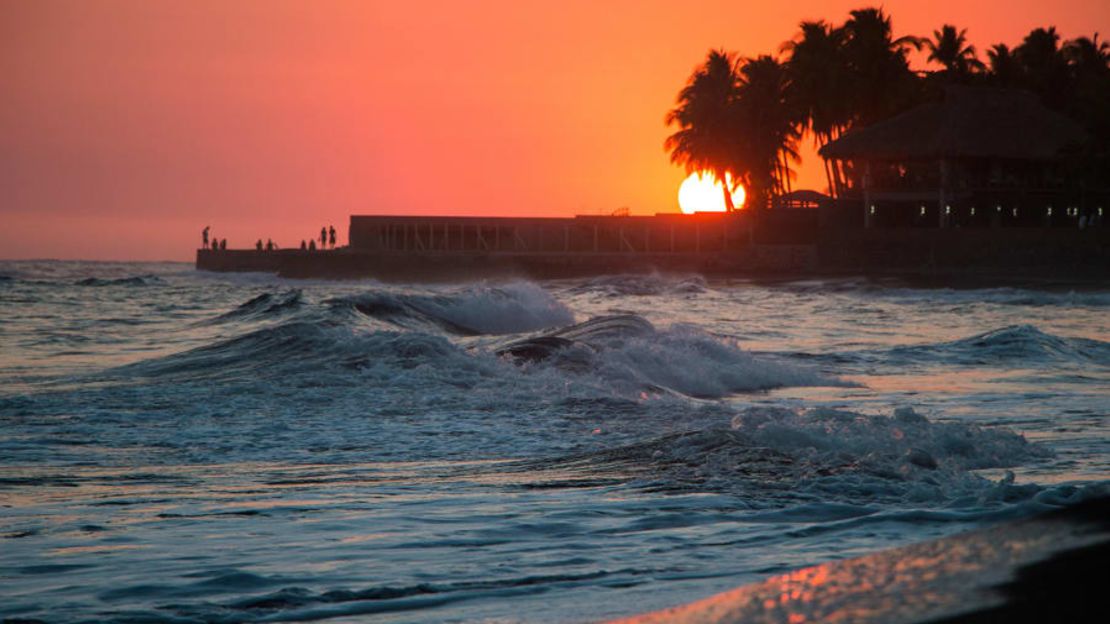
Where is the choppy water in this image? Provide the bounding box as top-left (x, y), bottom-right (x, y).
top-left (1, 261), bottom-right (1107, 623)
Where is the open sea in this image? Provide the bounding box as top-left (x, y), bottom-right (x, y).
top-left (2, 260), bottom-right (1108, 623)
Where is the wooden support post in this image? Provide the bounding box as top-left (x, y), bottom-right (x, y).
top-left (564, 225), bottom-right (569, 252)
top-left (670, 225), bottom-right (675, 252)
top-left (619, 226), bottom-right (635, 252)
top-left (939, 159), bottom-right (949, 228)
top-left (593, 225), bottom-right (599, 252)
top-left (863, 160), bottom-right (873, 229)
top-left (475, 224), bottom-right (487, 251)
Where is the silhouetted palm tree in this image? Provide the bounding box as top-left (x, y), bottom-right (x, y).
top-left (783, 20), bottom-right (851, 192)
top-left (925, 24), bottom-right (984, 80)
top-left (665, 50), bottom-right (744, 211)
top-left (841, 7), bottom-right (921, 126)
top-left (734, 56), bottom-right (801, 208)
top-left (1015, 27), bottom-right (1070, 108)
top-left (1063, 34), bottom-right (1110, 148)
top-left (1064, 33), bottom-right (1110, 76)
top-left (986, 43), bottom-right (1020, 86)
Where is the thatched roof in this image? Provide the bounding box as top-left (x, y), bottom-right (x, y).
top-left (819, 87), bottom-right (1088, 161)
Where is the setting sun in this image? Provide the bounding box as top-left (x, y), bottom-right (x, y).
top-left (677, 172), bottom-right (745, 214)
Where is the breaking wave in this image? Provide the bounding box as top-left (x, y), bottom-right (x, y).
top-left (530, 406), bottom-right (1054, 506)
top-left (336, 282), bottom-right (574, 335)
top-left (207, 290), bottom-right (305, 324)
top-left (496, 315), bottom-right (847, 398)
top-left (109, 308), bottom-right (840, 399)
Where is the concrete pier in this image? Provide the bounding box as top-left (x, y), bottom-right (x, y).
top-left (195, 211), bottom-right (1109, 280)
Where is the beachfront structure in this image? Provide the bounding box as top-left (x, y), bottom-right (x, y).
top-left (820, 86), bottom-right (1100, 228)
top-left (348, 213), bottom-right (744, 254)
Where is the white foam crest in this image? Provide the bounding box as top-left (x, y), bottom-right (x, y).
top-left (730, 406), bottom-right (1050, 472)
top-left (580, 325), bottom-right (846, 398)
top-left (416, 282), bottom-right (574, 335)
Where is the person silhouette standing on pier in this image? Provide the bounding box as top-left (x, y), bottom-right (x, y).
top-left (319, 227), bottom-right (327, 250)
top-left (202, 226), bottom-right (210, 249)
top-left (328, 225), bottom-right (336, 249)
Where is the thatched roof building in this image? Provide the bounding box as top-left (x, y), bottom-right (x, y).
top-left (820, 87), bottom-right (1087, 162)
top-left (818, 87), bottom-right (1097, 229)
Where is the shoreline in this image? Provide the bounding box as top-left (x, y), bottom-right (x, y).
top-left (607, 496), bottom-right (1109, 624)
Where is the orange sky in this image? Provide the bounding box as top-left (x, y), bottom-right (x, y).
top-left (2, 0), bottom-right (1108, 260)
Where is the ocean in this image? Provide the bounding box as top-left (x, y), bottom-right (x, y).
top-left (1, 260), bottom-right (1107, 623)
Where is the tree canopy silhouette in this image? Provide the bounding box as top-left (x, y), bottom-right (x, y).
top-left (666, 6), bottom-right (1110, 201)
top-left (664, 50), bottom-right (743, 211)
top-left (925, 24), bottom-right (984, 80)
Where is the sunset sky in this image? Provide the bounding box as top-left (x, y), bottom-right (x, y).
top-left (3, 0), bottom-right (1108, 260)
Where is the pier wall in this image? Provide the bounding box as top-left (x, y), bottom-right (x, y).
top-left (818, 226), bottom-right (1110, 274)
top-left (197, 247), bottom-right (817, 281)
top-left (349, 213), bottom-right (755, 254)
top-left (196, 212), bottom-right (1108, 280)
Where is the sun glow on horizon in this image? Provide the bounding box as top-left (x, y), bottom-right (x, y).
top-left (677, 172), bottom-right (745, 214)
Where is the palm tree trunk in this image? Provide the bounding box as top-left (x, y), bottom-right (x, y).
top-left (781, 151), bottom-right (793, 195)
top-left (823, 158), bottom-right (834, 197)
top-left (817, 132), bottom-right (834, 196)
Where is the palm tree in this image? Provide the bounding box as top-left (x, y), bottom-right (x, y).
top-left (1015, 27), bottom-right (1070, 108)
top-left (783, 20), bottom-right (852, 193)
top-left (1062, 34), bottom-right (1110, 147)
top-left (734, 55), bottom-right (801, 208)
top-left (665, 50), bottom-right (744, 211)
top-left (986, 43), bottom-right (1019, 86)
top-left (841, 7), bottom-right (922, 127)
top-left (1063, 33), bottom-right (1110, 76)
top-left (925, 24), bottom-right (984, 79)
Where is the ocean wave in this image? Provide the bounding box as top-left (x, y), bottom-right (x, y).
top-left (336, 282), bottom-right (574, 335)
top-left (108, 319), bottom-right (463, 383)
top-left (528, 406), bottom-right (1052, 506)
top-left (103, 308), bottom-right (840, 402)
top-left (891, 324), bottom-right (1110, 367)
top-left (880, 286), bottom-right (1110, 308)
top-left (779, 280), bottom-right (1110, 308)
top-left (74, 275), bottom-right (162, 287)
top-left (497, 315), bottom-right (847, 398)
top-left (206, 290), bottom-right (304, 324)
top-left (567, 273), bottom-right (708, 297)
top-left (137, 568), bottom-right (643, 622)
